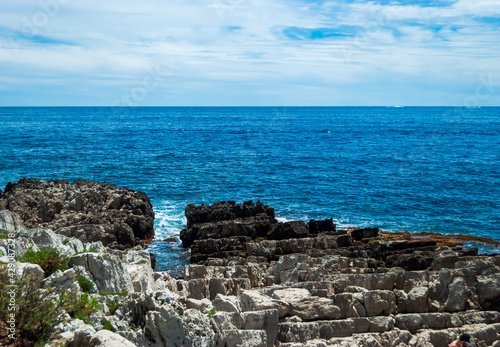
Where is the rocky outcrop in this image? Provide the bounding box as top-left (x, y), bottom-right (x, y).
top-left (0, 178), bottom-right (154, 249)
top-left (176, 201), bottom-right (500, 347)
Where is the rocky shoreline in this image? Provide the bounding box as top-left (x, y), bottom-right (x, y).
top-left (1, 179), bottom-right (500, 346)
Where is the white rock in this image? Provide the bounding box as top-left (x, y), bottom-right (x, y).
top-left (73, 324), bottom-right (97, 347)
top-left (42, 266), bottom-right (95, 291)
top-left (0, 210), bottom-right (26, 232)
top-left (68, 253), bottom-right (133, 293)
top-left (125, 263), bottom-right (156, 293)
top-left (213, 294), bottom-right (242, 313)
top-left (89, 330), bottom-right (136, 347)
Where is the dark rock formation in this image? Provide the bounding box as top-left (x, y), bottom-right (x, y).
top-left (177, 201), bottom-right (500, 346)
top-left (0, 178), bottom-right (154, 249)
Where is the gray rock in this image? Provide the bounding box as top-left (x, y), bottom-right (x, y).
top-left (73, 324), bottom-right (97, 347)
top-left (444, 277), bottom-right (466, 312)
top-left (406, 286), bottom-right (429, 313)
top-left (0, 210), bottom-right (26, 232)
top-left (68, 252), bottom-right (133, 293)
top-left (16, 262), bottom-right (45, 281)
top-left (218, 329), bottom-right (268, 347)
top-left (42, 266), bottom-right (95, 291)
top-left (145, 306), bottom-right (215, 346)
top-left (363, 290), bottom-right (396, 316)
top-left (89, 329), bottom-right (136, 347)
top-left (242, 309), bottom-right (279, 347)
top-left (212, 294), bottom-right (242, 312)
top-left (477, 274), bottom-right (500, 307)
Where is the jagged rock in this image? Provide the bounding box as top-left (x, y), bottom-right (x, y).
top-left (89, 330), bottom-right (136, 347)
top-left (241, 290), bottom-right (289, 318)
top-left (16, 262), bottom-right (45, 281)
top-left (72, 324), bottom-right (97, 347)
top-left (242, 309), bottom-right (279, 347)
top-left (363, 290), bottom-right (396, 316)
top-left (477, 274), bottom-right (500, 309)
top-left (0, 210), bottom-right (26, 232)
top-left (42, 266), bottom-right (95, 291)
top-left (144, 307), bottom-right (215, 346)
top-left (351, 227), bottom-right (379, 241)
top-left (0, 178), bottom-right (154, 249)
top-left (218, 329), bottom-right (268, 347)
top-left (213, 294), bottom-right (242, 313)
top-left (68, 252), bottom-right (133, 293)
top-left (444, 277), bottom-right (467, 312)
top-left (307, 218), bottom-right (336, 234)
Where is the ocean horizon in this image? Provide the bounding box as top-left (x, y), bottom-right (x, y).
top-left (1, 106), bottom-right (499, 274)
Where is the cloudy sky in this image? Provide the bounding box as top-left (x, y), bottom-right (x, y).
top-left (0, 0), bottom-right (499, 106)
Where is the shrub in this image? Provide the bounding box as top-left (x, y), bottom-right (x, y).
top-left (0, 267), bottom-right (78, 346)
top-left (107, 301), bottom-right (119, 315)
top-left (102, 320), bottom-right (116, 332)
top-left (99, 291), bottom-right (128, 298)
top-left (207, 309), bottom-right (217, 318)
top-left (76, 276), bottom-right (95, 293)
top-left (0, 230), bottom-right (9, 239)
top-left (18, 248), bottom-right (69, 277)
top-left (65, 292), bottom-right (101, 321)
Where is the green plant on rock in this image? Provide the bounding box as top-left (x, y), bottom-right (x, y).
top-left (65, 292), bottom-right (101, 321)
top-left (0, 267), bottom-right (79, 346)
top-left (0, 230), bottom-right (9, 239)
top-left (107, 301), bottom-right (119, 315)
top-left (102, 319), bottom-right (116, 332)
top-left (99, 291), bottom-right (128, 298)
top-left (18, 248), bottom-right (69, 277)
top-left (207, 309), bottom-right (218, 318)
top-left (76, 276), bottom-right (95, 293)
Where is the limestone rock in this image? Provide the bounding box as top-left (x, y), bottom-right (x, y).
top-left (89, 330), bottom-right (136, 347)
top-left (0, 210), bottom-right (26, 232)
top-left (73, 324), bottom-right (97, 347)
top-left (68, 252), bottom-right (133, 293)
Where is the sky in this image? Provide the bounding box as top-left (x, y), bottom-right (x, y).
top-left (0, 0), bottom-right (499, 106)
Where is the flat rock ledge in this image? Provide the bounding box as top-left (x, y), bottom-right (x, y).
top-left (1, 197), bottom-right (500, 347)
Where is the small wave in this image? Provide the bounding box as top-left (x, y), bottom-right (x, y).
top-left (153, 200), bottom-right (187, 240)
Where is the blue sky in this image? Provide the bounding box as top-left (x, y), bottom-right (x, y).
top-left (0, 0), bottom-right (499, 106)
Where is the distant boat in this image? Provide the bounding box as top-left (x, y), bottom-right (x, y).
top-left (394, 105), bottom-right (404, 108)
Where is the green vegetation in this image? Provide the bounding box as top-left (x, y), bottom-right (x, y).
top-left (62, 239), bottom-right (69, 245)
top-left (207, 309), bottom-right (218, 318)
top-left (0, 230), bottom-right (9, 239)
top-left (76, 276), bottom-right (95, 293)
top-left (103, 319), bottom-right (116, 332)
top-left (137, 260), bottom-right (149, 265)
top-left (19, 248), bottom-right (69, 277)
top-left (99, 291), bottom-right (128, 298)
top-left (107, 301), bottom-right (119, 315)
top-left (66, 292), bottom-right (101, 322)
top-left (76, 247), bottom-right (98, 255)
top-left (0, 268), bottom-right (79, 346)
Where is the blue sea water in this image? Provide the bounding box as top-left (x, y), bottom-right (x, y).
top-left (1, 107), bottom-right (499, 274)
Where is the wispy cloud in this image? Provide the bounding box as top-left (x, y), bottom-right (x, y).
top-left (0, 0), bottom-right (498, 106)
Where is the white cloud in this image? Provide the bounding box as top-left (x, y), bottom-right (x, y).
top-left (0, 0), bottom-right (498, 105)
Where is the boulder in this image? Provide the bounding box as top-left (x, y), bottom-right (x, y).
top-left (0, 210), bottom-right (26, 232)
top-left (89, 330), bottom-right (136, 347)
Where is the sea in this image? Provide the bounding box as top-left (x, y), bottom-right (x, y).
top-left (1, 107), bottom-right (499, 275)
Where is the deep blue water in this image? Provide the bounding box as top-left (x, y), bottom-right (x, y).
top-left (1, 107), bottom-right (499, 274)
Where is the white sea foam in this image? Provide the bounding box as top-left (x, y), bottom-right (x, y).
top-left (153, 200), bottom-right (187, 240)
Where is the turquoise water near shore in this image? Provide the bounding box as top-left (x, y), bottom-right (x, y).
top-left (1, 107), bottom-right (499, 274)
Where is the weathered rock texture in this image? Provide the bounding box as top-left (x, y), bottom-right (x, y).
top-left (0, 178), bottom-right (154, 249)
top-left (176, 201), bottom-right (500, 347)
